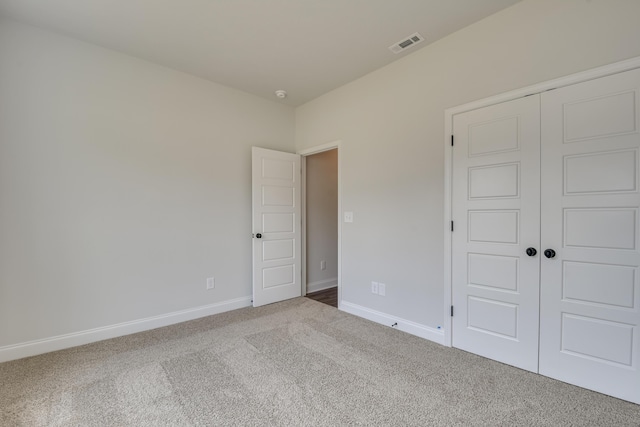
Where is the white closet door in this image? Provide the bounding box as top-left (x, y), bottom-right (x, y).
top-left (539, 68), bottom-right (640, 404)
top-left (452, 95), bottom-right (541, 372)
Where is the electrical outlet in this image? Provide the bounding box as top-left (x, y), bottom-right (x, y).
top-left (371, 281), bottom-right (379, 294)
top-left (344, 212), bottom-right (354, 223)
top-left (378, 283), bottom-right (386, 296)
top-left (206, 277), bottom-right (215, 290)
top-left (320, 260), bottom-right (326, 271)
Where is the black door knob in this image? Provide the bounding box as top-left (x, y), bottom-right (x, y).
top-left (544, 249), bottom-right (556, 259)
top-left (526, 247), bottom-right (537, 257)
top-left (256, 233), bottom-right (262, 239)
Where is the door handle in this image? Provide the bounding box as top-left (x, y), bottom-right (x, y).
top-left (526, 247), bottom-right (537, 257)
top-left (255, 233), bottom-right (262, 239)
top-left (544, 249), bottom-right (556, 259)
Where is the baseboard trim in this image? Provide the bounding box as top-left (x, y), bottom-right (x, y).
top-left (307, 278), bottom-right (338, 293)
top-left (0, 296), bottom-right (252, 363)
top-left (340, 301), bottom-right (445, 345)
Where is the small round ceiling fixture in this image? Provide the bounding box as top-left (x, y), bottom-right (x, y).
top-left (275, 90), bottom-right (287, 99)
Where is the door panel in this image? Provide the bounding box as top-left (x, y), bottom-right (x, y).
top-left (467, 253), bottom-right (519, 292)
top-left (564, 149), bottom-right (637, 194)
top-left (468, 163), bottom-right (520, 198)
top-left (452, 95), bottom-right (541, 372)
top-left (252, 147), bottom-right (301, 307)
top-left (467, 297), bottom-right (518, 338)
top-left (539, 68), bottom-right (640, 404)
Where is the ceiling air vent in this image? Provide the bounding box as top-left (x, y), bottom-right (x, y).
top-left (388, 32), bottom-right (425, 54)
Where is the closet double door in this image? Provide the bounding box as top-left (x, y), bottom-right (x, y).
top-left (452, 68), bottom-right (640, 404)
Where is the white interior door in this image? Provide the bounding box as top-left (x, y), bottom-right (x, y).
top-left (252, 147), bottom-right (301, 307)
top-left (539, 68), bottom-right (640, 403)
top-left (452, 95), bottom-right (541, 372)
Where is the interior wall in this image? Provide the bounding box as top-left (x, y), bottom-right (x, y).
top-left (295, 0), bottom-right (640, 332)
top-left (0, 20), bottom-right (295, 351)
top-left (305, 149), bottom-right (338, 292)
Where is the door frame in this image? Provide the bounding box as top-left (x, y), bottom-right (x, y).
top-left (299, 140), bottom-right (342, 307)
top-left (443, 55), bottom-right (640, 347)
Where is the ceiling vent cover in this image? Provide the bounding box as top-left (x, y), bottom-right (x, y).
top-left (388, 32), bottom-right (425, 54)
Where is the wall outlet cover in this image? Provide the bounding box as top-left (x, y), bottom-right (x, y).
top-left (378, 283), bottom-right (386, 296)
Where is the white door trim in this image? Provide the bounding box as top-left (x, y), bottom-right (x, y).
top-left (443, 55), bottom-right (640, 347)
top-left (299, 141), bottom-right (341, 156)
top-left (299, 140), bottom-right (342, 307)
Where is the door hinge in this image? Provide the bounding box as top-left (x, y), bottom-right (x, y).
top-left (451, 135), bottom-right (454, 147)
top-left (451, 221), bottom-right (454, 232)
top-left (451, 305), bottom-right (454, 317)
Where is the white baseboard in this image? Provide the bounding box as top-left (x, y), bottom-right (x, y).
top-left (0, 296), bottom-right (252, 363)
top-left (307, 277), bottom-right (338, 293)
top-left (339, 301), bottom-right (445, 346)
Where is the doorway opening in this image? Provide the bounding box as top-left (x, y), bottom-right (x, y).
top-left (302, 146), bottom-right (339, 308)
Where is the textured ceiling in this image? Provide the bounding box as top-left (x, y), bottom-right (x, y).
top-left (0, 0), bottom-right (521, 106)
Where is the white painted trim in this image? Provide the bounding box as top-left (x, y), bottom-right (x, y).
top-left (336, 143), bottom-right (342, 309)
top-left (0, 296), bottom-right (252, 363)
top-left (340, 301), bottom-right (445, 345)
top-left (447, 56), bottom-right (640, 117)
top-left (443, 118), bottom-right (453, 347)
top-left (307, 278), bottom-right (338, 293)
top-left (298, 140), bottom-right (342, 307)
top-left (298, 140), bottom-right (340, 156)
top-left (301, 155), bottom-right (308, 296)
top-left (443, 55), bottom-right (640, 349)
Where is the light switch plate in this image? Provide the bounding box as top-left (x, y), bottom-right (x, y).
top-left (344, 212), bottom-right (354, 223)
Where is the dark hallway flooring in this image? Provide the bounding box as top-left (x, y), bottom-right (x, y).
top-left (305, 287), bottom-right (337, 308)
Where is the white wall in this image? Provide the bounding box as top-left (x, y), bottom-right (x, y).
top-left (295, 0), bottom-right (640, 332)
top-left (305, 149), bottom-right (338, 292)
top-left (0, 20), bottom-right (294, 356)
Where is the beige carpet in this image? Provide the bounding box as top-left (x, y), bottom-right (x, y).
top-left (1, 298), bottom-right (638, 426)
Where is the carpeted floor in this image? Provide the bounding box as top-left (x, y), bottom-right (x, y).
top-left (1, 298), bottom-right (638, 426)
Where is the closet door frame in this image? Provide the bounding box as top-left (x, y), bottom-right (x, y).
top-left (443, 55), bottom-right (640, 347)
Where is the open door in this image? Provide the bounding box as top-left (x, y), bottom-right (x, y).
top-left (252, 147), bottom-right (301, 307)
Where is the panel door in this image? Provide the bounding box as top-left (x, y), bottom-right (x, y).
top-left (452, 95), bottom-right (541, 372)
top-left (539, 68), bottom-right (640, 403)
top-left (252, 147), bottom-right (301, 307)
